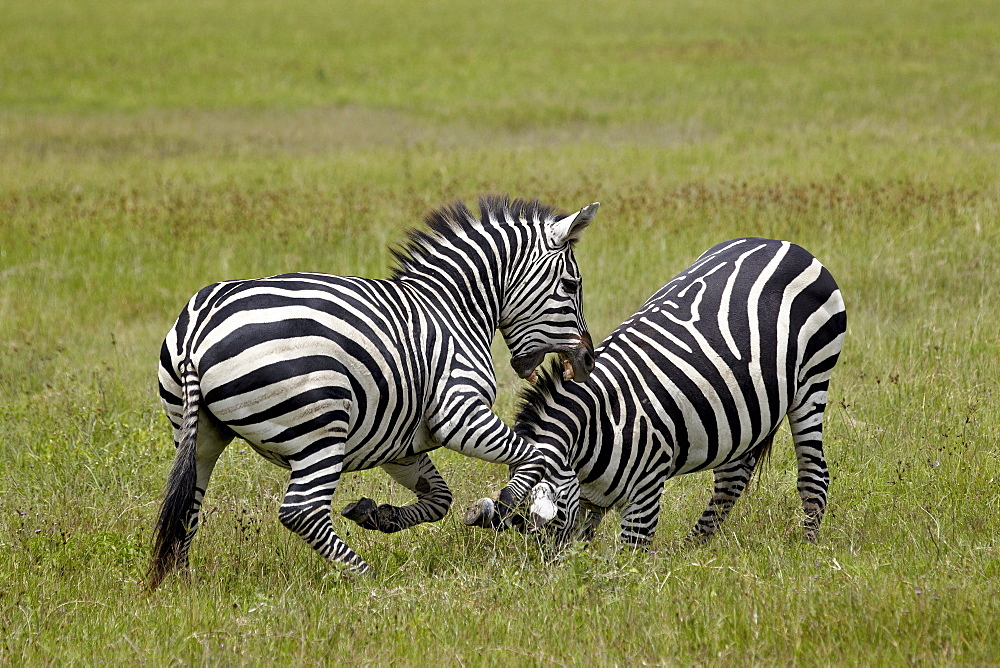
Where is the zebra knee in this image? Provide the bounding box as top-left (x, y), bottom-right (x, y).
top-left (417, 481), bottom-right (453, 521)
top-left (277, 502), bottom-right (327, 536)
top-left (434, 485), bottom-right (454, 514)
top-left (504, 450), bottom-right (547, 499)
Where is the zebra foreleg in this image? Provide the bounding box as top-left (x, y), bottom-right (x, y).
top-left (577, 503), bottom-right (608, 542)
top-left (428, 403), bottom-right (545, 529)
top-left (278, 437), bottom-right (371, 575)
top-left (687, 448), bottom-right (762, 542)
top-left (619, 483), bottom-right (665, 547)
top-left (341, 453), bottom-right (453, 533)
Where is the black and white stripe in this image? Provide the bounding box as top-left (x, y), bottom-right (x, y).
top-left (516, 238), bottom-right (846, 546)
top-left (148, 196), bottom-right (599, 589)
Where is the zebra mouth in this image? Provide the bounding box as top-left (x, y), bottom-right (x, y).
top-left (510, 351), bottom-right (546, 381)
top-left (557, 353), bottom-right (576, 382)
top-left (511, 344), bottom-right (595, 385)
top-left (524, 359), bottom-right (575, 385)
top-left (562, 348), bottom-right (596, 383)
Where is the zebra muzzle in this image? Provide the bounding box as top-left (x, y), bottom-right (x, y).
top-left (510, 336), bottom-right (595, 384)
top-left (561, 339), bottom-right (595, 383)
top-left (519, 356), bottom-right (573, 383)
top-left (529, 482), bottom-right (559, 530)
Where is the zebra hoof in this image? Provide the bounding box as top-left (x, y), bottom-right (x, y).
top-left (326, 562), bottom-right (375, 581)
top-left (463, 497), bottom-right (496, 528)
top-left (342, 498), bottom-right (404, 533)
top-left (684, 528), bottom-right (713, 545)
top-left (341, 497), bottom-right (378, 528)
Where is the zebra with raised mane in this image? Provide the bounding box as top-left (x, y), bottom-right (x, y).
top-left (149, 195), bottom-right (599, 589)
top-left (470, 237), bottom-right (846, 547)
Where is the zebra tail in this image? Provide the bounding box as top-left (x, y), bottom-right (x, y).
top-left (747, 425), bottom-right (779, 483)
top-left (148, 361), bottom-right (200, 591)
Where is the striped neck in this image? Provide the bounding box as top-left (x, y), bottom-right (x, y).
top-left (514, 359), bottom-right (590, 461)
top-left (389, 196), bottom-right (560, 352)
top-left (393, 222), bottom-right (510, 345)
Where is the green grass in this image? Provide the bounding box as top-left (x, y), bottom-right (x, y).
top-left (1, 0), bottom-right (998, 664)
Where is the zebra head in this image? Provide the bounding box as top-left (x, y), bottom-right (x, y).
top-left (500, 202), bottom-right (600, 385)
top-left (513, 364), bottom-right (585, 541)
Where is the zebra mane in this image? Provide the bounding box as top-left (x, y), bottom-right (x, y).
top-left (389, 195), bottom-right (566, 279)
top-left (513, 357), bottom-right (567, 437)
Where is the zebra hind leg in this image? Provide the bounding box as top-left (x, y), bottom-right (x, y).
top-left (278, 423), bottom-right (371, 575)
top-left (341, 453), bottom-right (453, 534)
top-left (788, 385), bottom-right (832, 541)
top-left (687, 434), bottom-right (771, 542)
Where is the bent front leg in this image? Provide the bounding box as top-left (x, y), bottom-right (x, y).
top-left (342, 453), bottom-right (453, 533)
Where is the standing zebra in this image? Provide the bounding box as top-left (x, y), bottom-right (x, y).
top-left (149, 196), bottom-right (599, 590)
top-left (473, 238), bottom-right (846, 547)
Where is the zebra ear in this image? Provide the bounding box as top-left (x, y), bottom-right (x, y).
top-left (549, 202), bottom-right (599, 246)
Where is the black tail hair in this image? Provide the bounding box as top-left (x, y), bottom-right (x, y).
top-left (148, 361), bottom-right (200, 591)
top-left (746, 425), bottom-right (779, 484)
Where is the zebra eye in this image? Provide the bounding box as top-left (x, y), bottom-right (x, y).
top-left (560, 277), bottom-right (580, 294)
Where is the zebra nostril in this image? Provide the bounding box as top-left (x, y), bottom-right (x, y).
top-left (583, 349), bottom-right (595, 371)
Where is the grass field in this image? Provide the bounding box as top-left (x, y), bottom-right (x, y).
top-left (2, 0), bottom-right (998, 664)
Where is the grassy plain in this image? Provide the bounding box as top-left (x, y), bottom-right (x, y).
top-left (1, 0), bottom-right (998, 664)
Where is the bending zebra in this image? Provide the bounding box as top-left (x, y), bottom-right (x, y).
top-left (149, 195), bottom-right (599, 590)
top-left (474, 238), bottom-right (846, 546)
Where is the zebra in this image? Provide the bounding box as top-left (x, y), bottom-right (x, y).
top-left (474, 237), bottom-right (846, 548)
top-left (148, 195), bottom-right (599, 590)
